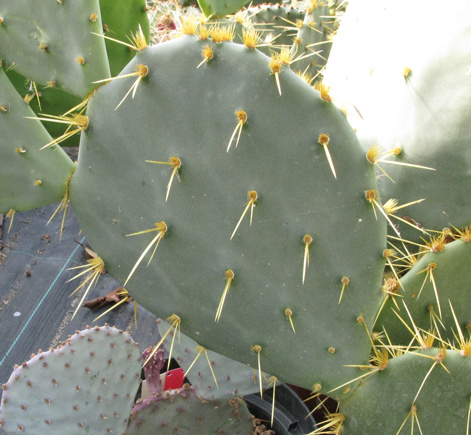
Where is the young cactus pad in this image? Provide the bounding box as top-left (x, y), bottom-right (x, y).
top-left (0, 325), bottom-right (142, 434)
top-left (69, 35), bottom-right (386, 393)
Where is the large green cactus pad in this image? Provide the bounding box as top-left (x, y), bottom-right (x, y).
top-left (0, 68), bottom-right (75, 213)
top-left (0, 0), bottom-right (110, 99)
top-left (69, 35), bottom-right (386, 394)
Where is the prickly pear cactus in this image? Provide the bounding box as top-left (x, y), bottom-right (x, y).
top-left (0, 0), bottom-right (150, 145)
top-left (0, 325), bottom-right (142, 434)
top-left (3, 0), bottom-right (471, 433)
top-left (69, 33), bottom-right (386, 394)
top-left (142, 347), bottom-right (166, 395)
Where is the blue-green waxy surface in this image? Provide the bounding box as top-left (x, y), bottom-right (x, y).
top-left (70, 35), bottom-right (386, 394)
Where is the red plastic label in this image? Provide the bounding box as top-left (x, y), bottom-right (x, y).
top-left (163, 368), bottom-right (185, 391)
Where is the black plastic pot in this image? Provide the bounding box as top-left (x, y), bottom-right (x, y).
top-left (244, 384), bottom-right (317, 434)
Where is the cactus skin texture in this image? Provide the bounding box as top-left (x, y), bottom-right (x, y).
top-left (339, 348), bottom-right (471, 434)
top-left (157, 319), bottom-right (269, 400)
top-left (221, 3), bottom-right (334, 81)
top-left (0, 325), bottom-right (142, 434)
top-left (324, 0), bottom-right (471, 241)
top-left (0, 68), bottom-right (75, 213)
top-left (197, 0), bottom-right (249, 18)
top-left (0, 0), bottom-right (110, 99)
top-left (69, 34), bottom-right (386, 394)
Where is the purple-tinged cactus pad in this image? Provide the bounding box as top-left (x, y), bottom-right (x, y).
top-left (0, 325), bottom-right (141, 434)
top-left (126, 384), bottom-right (253, 434)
